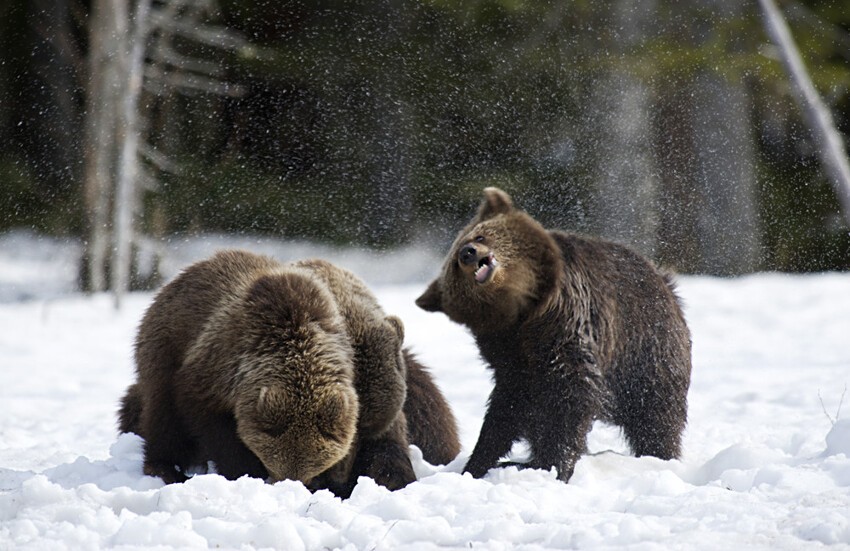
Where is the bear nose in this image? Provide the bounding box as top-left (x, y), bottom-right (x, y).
top-left (459, 244), bottom-right (478, 266)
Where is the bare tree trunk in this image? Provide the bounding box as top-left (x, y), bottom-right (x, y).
top-left (690, 70), bottom-right (760, 275)
top-left (368, 93), bottom-right (412, 246)
top-left (591, 72), bottom-right (660, 257)
top-left (654, 76), bottom-right (701, 273)
top-left (112, 0), bottom-right (153, 308)
top-left (28, 0), bottom-right (82, 204)
top-left (758, 0), bottom-right (850, 226)
top-left (83, 0), bottom-right (124, 292)
top-left (652, 1), bottom-right (761, 275)
top-left (588, 0), bottom-right (660, 258)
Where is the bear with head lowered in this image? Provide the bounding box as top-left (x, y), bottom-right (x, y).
top-left (416, 187), bottom-right (692, 482)
top-left (119, 250), bottom-right (460, 495)
top-left (119, 250), bottom-right (360, 486)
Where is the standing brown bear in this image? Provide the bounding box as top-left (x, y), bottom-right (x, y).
top-left (416, 187), bottom-right (692, 482)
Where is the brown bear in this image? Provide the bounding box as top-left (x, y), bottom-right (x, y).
top-left (120, 250), bottom-right (461, 494)
top-left (416, 187), bottom-right (692, 482)
top-left (119, 250), bottom-right (360, 485)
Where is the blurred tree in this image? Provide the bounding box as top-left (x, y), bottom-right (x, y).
top-left (585, 0), bottom-right (662, 259)
top-left (651, 0), bottom-right (762, 274)
top-left (1, 0), bottom-right (84, 233)
top-left (82, 0), bottom-right (126, 293)
top-left (81, 0), bottom-right (250, 300)
top-left (2, 0), bottom-right (849, 275)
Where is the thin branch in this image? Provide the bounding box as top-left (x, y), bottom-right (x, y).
top-left (149, 8), bottom-right (250, 52)
top-left (819, 384), bottom-right (846, 425)
top-left (137, 163), bottom-right (159, 191)
top-left (150, 44), bottom-right (226, 78)
top-left (144, 65), bottom-right (247, 97)
top-left (139, 143), bottom-right (183, 175)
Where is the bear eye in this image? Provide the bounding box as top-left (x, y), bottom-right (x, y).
top-left (474, 235), bottom-right (486, 243)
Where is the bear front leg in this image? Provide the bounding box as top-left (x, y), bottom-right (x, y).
top-left (140, 387), bottom-right (194, 484)
top-left (349, 414), bottom-right (416, 494)
top-left (196, 413), bottom-right (268, 480)
top-left (526, 366), bottom-right (600, 482)
top-left (463, 385), bottom-right (524, 478)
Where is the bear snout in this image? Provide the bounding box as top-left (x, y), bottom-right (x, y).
top-left (458, 244), bottom-right (479, 266)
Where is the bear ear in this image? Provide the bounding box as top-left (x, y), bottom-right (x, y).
top-left (255, 386), bottom-right (293, 431)
top-left (385, 315), bottom-right (405, 342)
top-left (316, 387), bottom-right (358, 444)
top-left (415, 280), bottom-right (443, 313)
top-left (258, 386), bottom-right (287, 412)
top-left (476, 187), bottom-right (515, 221)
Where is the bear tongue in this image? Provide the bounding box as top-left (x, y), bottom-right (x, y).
top-left (474, 263), bottom-right (491, 283)
top-left (474, 255), bottom-right (498, 283)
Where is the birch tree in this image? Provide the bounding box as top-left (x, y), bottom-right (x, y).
top-left (111, 0), bottom-right (152, 308)
top-left (82, 0), bottom-right (124, 293)
top-left (82, 0), bottom-right (249, 305)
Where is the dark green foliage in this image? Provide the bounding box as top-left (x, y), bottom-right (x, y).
top-left (1, 0), bottom-right (849, 270)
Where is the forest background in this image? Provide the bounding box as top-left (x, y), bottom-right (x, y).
top-left (1, 0), bottom-right (849, 291)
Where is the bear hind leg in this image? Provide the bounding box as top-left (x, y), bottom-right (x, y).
top-left (616, 386), bottom-right (686, 460)
top-left (621, 414), bottom-right (683, 460)
top-left (612, 352), bottom-right (689, 461)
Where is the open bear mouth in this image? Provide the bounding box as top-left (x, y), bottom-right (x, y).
top-left (474, 253), bottom-right (499, 284)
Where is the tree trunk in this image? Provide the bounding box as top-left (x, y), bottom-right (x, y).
top-left (591, 72), bottom-right (660, 257)
top-left (27, 0), bottom-right (82, 206)
top-left (588, 0), bottom-right (660, 257)
top-left (654, 76), bottom-right (701, 272)
top-left (112, 0), bottom-right (152, 308)
top-left (82, 0), bottom-right (125, 292)
top-left (690, 70), bottom-right (761, 275)
top-left (654, 1), bottom-right (761, 275)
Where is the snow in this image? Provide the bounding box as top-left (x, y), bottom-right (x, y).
top-left (2, 231), bottom-right (850, 550)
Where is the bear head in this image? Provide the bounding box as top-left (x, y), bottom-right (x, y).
top-left (416, 187), bottom-right (562, 334)
top-left (233, 271), bottom-right (360, 485)
top-left (234, 376), bottom-right (359, 485)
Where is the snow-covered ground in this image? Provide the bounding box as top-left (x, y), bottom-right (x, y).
top-left (1, 231), bottom-right (849, 550)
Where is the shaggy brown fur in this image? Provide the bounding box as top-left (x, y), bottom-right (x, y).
top-left (402, 349), bottom-right (461, 466)
top-left (119, 250), bottom-right (359, 485)
top-left (120, 348), bottom-right (461, 491)
top-left (291, 259), bottom-right (413, 496)
top-left (416, 187), bottom-right (692, 482)
top-left (119, 251), bottom-right (460, 495)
